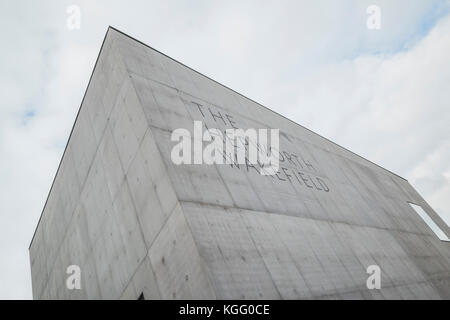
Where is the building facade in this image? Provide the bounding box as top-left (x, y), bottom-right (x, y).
top-left (29, 27), bottom-right (450, 299)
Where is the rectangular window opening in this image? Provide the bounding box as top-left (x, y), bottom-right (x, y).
top-left (409, 203), bottom-right (449, 242)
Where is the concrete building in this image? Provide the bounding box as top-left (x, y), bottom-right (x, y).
top-left (29, 27), bottom-right (450, 299)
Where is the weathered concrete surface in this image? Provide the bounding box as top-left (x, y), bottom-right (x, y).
top-left (29, 27), bottom-right (450, 299)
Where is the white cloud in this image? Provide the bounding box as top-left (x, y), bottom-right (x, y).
top-left (281, 13), bottom-right (450, 226)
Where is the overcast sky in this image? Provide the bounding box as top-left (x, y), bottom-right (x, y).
top-left (1, 0), bottom-right (450, 299)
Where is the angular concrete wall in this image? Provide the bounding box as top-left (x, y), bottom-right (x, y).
top-left (29, 27), bottom-right (450, 299)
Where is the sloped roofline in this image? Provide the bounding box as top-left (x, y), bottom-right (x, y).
top-left (29, 26), bottom-right (408, 249)
top-left (106, 26), bottom-right (407, 181)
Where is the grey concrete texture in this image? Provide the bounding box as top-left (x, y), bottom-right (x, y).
top-left (29, 27), bottom-right (450, 299)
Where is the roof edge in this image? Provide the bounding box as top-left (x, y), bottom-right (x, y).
top-left (107, 26), bottom-right (408, 183)
top-left (29, 26), bottom-right (113, 250)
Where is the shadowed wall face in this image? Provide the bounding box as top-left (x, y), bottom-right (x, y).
top-left (29, 28), bottom-right (450, 300)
